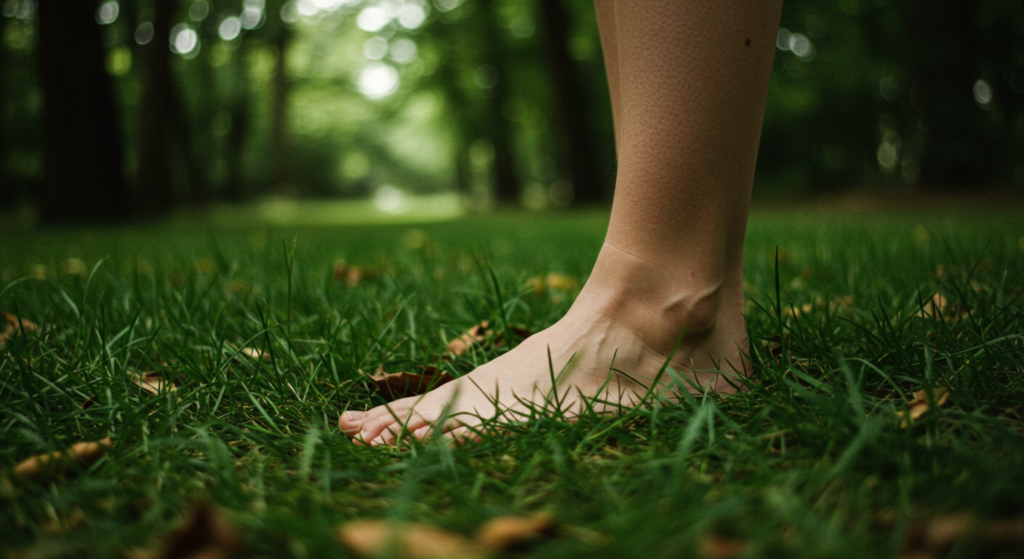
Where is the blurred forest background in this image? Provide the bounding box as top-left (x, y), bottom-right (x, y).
top-left (1, 0), bottom-right (1023, 224)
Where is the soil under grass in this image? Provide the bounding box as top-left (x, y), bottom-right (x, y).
top-left (1, 208), bottom-right (1023, 558)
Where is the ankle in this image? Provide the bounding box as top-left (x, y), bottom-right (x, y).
top-left (577, 243), bottom-right (730, 350)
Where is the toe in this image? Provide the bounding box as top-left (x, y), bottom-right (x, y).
top-left (338, 410), bottom-right (365, 434)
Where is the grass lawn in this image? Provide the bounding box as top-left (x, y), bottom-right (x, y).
top-left (1, 207), bottom-right (1023, 558)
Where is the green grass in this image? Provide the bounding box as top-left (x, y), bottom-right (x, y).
top-left (1, 208), bottom-right (1023, 558)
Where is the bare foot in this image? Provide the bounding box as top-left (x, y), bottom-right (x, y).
top-left (338, 244), bottom-right (749, 445)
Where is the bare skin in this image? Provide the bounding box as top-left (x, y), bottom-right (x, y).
top-left (339, 0), bottom-right (784, 445)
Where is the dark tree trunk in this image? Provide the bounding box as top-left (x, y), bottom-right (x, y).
top-left (135, 0), bottom-right (176, 213)
top-left (171, 86), bottom-right (208, 208)
top-left (478, 0), bottom-right (520, 205)
top-left (36, 0), bottom-right (129, 223)
top-left (536, 0), bottom-right (605, 204)
top-left (224, 42), bottom-right (250, 203)
top-left (271, 30), bottom-right (293, 196)
top-left (907, 1), bottom-right (996, 188)
top-left (0, 16), bottom-right (10, 207)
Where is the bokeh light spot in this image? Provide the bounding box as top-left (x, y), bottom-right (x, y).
top-left (474, 65), bottom-right (498, 89)
top-left (135, 21), bottom-right (155, 45)
top-left (363, 36), bottom-right (388, 60)
top-left (434, 0), bottom-right (461, 12)
top-left (973, 79), bottom-right (993, 105)
top-left (189, 0), bottom-right (209, 22)
top-left (357, 6), bottom-right (390, 32)
top-left (241, 0), bottom-right (264, 29)
top-left (397, 5), bottom-right (426, 29)
top-left (879, 77), bottom-right (899, 101)
top-left (219, 17), bottom-right (241, 41)
top-left (776, 28), bottom-right (791, 51)
top-left (789, 33), bottom-right (814, 60)
top-left (170, 24), bottom-right (199, 56)
top-left (389, 38), bottom-right (416, 63)
top-left (357, 63), bottom-right (400, 99)
top-left (373, 185), bottom-right (407, 213)
top-left (96, 1), bottom-right (119, 25)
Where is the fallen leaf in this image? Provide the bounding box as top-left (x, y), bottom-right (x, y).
top-left (42, 507), bottom-right (86, 534)
top-left (14, 436), bottom-right (113, 480)
top-left (141, 502), bottom-right (246, 559)
top-left (61, 258), bottom-right (88, 276)
top-left (337, 520), bottom-right (486, 559)
top-left (476, 514), bottom-right (557, 552)
top-left (446, 321), bottom-right (533, 356)
top-left (195, 258), bottom-right (217, 275)
top-left (80, 395), bottom-right (98, 410)
top-left (332, 261), bottom-right (378, 287)
top-left (698, 534), bottom-right (749, 559)
top-left (129, 370), bottom-right (178, 396)
top-left (901, 514), bottom-right (1024, 559)
top-left (368, 366), bottom-right (455, 400)
top-left (898, 387), bottom-right (950, 429)
top-left (0, 311), bottom-right (38, 348)
top-left (238, 347), bottom-right (271, 361)
top-left (917, 291), bottom-right (948, 320)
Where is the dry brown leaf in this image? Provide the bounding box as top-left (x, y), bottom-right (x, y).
top-left (446, 321), bottom-right (533, 357)
top-left (332, 261), bottom-right (378, 287)
top-left (698, 534), bottom-right (749, 559)
top-left (129, 370), bottom-right (178, 396)
top-left (61, 258), bottom-right (88, 276)
top-left (917, 291), bottom-right (949, 320)
top-left (337, 520), bottom-right (486, 559)
top-left (42, 507), bottom-right (86, 534)
top-left (138, 502), bottom-right (247, 559)
top-left (476, 514), bottom-right (557, 552)
top-left (14, 436), bottom-right (113, 480)
top-left (0, 311), bottom-right (38, 348)
top-left (368, 366), bottom-right (455, 401)
top-left (898, 387), bottom-right (951, 429)
top-left (80, 395), bottom-right (98, 410)
top-left (901, 514), bottom-right (1024, 559)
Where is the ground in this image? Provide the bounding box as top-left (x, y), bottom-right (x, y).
top-left (1, 206), bottom-right (1023, 558)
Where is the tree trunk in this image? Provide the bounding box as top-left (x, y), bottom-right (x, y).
top-left (907, 0), bottom-right (996, 188)
top-left (477, 0), bottom-right (520, 205)
top-left (271, 30), bottom-right (293, 196)
top-left (135, 0), bottom-right (176, 213)
top-left (224, 41), bottom-right (251, 203)
top-left (536, 0), bottom-right (606, 204)
top-left (36, 0), bottom-right (129, 223)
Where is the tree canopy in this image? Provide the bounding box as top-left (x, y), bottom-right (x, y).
top-left (2, 0), bottom-right (1022, 222)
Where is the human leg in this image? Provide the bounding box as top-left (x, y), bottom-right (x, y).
top-left (339, 0), bottom-right (784, 445)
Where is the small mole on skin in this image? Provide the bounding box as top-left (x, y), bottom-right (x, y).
top-left (745, 38), bottom-right (751, 46)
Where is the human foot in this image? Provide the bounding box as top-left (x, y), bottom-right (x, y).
top-left (338, 244), bottom-right (749, 446)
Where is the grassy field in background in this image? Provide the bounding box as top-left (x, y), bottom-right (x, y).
top-left (1, 208), bottom-right (1023, 558)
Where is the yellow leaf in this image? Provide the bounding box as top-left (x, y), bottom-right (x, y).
top-left (14, 437), bottom-right (113, 481)
top-left (238, 347), bottom-right (271, 361)
top-left (336, 520), bottom-right (486, 559)
top-left (898, 387), bottom-right (951, 429)
top-left (0, 311), bottom-right (37, 348)
top-left (476, 514), bottom-right (556, 552)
